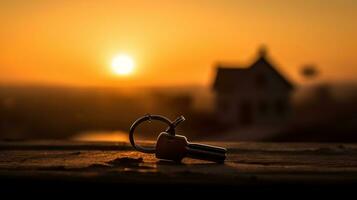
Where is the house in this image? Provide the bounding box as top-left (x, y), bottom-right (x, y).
top-left (213, 47), bottom-right (294, 126)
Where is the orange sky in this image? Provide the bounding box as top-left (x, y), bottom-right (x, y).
top-left (1, 0), bottom-right (356, 87)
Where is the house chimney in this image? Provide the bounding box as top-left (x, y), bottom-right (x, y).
top-left (258, 45), bottom-right (268, 58)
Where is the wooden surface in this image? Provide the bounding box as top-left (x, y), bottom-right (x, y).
top-left (1, 140), bottom-right (357, 193)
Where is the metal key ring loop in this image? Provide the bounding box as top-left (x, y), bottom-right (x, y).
top-left (129, 114), bottom-right (175, 153)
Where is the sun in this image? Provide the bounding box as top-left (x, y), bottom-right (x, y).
top-left (111, 54), bottom-right (135, 76)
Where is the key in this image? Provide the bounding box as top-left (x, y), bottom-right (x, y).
top-left (129, 114), bottom-right (227, 163)
top-left (155, 132), bottom-right (227, 163)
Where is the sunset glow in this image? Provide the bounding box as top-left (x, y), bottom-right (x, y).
top-left (0, 1), bottom-right (356, 87)
top-left (111, 54), bottom-right (135, 76)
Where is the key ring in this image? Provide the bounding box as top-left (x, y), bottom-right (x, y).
top-left (129, 114), bottom-right (185, 153)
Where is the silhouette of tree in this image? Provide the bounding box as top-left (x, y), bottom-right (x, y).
top-left (301, 65), bottom-right (319, 80)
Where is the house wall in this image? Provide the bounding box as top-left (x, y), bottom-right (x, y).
top-left (215, 91), bottom-right (292, 126)
top-left (214, 64), bottom-right (293, 127)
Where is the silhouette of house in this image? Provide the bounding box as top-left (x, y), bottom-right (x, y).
top-left (213, 47), bottom-right (294, 126)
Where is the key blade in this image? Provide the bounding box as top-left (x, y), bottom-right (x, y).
top-left (188, 143), bottom-right (227, 154)
top-left (186, 143), bottom-right (227, 163)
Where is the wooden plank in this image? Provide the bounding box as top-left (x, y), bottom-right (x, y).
top-left (1, 141), bottom-right (357, 193)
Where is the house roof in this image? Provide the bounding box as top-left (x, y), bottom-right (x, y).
top-left (213, 49), bottom-right (294, 91)
top-left (213, 67), bottom-right (251, 92)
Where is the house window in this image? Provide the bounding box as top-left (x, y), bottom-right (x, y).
top-left (219, 101), bottom-right (230, 111)
top-left (256, 74), bottom-right (267, 89)
top-left (259, 100), bottom-right (268, 115)
top-left (275, 99), bottom-right (286, 116)
top-left (238, 101), bottom-right (253, 125)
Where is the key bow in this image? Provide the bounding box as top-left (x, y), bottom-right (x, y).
top-left (129, 114), bottom-right (184, 153)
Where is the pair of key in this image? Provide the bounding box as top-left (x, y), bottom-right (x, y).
top-left (129, 114), bottom-right (227, 163)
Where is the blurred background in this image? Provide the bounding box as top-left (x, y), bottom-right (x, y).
top-left (1, 0), bottom-right (356, 142)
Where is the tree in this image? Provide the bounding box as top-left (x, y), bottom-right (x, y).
top-left (301, 65), bottom-right (319, 80)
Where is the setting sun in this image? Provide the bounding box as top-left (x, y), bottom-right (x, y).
top-left (111, 54), bottom-right (135, 76)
